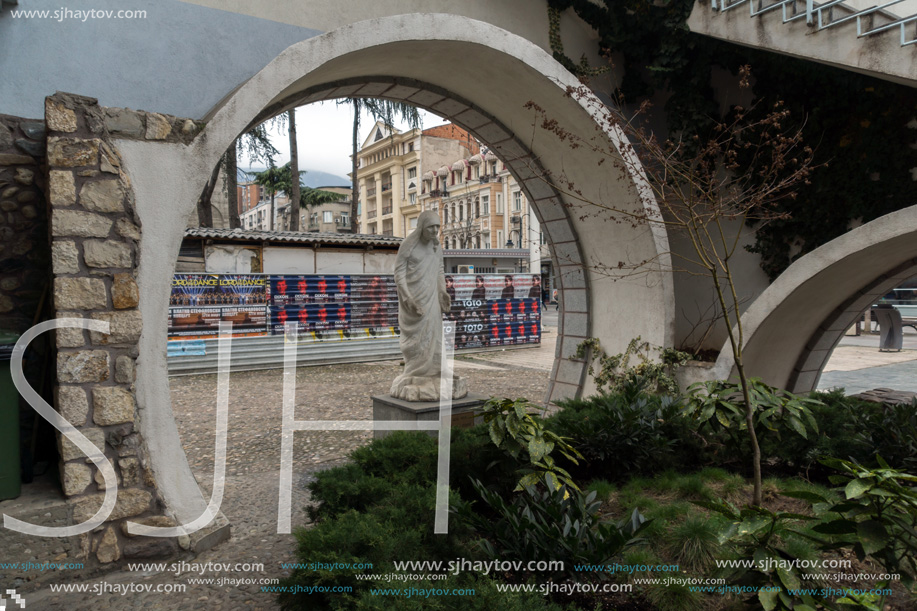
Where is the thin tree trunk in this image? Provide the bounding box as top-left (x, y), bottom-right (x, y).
top-left (196, 161), bottom-right (219, 227)
top-left (270, 192), bottom-right (275, 232)
top-left (288, 110), bottom-right (301, 232)
top-left (226, 143), bottom-right (240, 229)
top-left (351, 101), bottom-right (360, 233)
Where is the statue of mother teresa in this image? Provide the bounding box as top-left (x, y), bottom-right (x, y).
top-left (390, 210), bottom-right (468, 401)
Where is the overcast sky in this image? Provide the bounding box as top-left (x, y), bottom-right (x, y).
top-left (240, 102), bottom-right (444, 180)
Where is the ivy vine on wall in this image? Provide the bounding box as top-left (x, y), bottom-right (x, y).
top-left (548, 0), bottom-right (917, 280)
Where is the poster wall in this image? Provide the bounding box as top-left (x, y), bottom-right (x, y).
top-left (167, 273), bottom-right (541, 347)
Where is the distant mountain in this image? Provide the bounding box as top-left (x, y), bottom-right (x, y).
top-left (239, 167), bottom-right (351, 189)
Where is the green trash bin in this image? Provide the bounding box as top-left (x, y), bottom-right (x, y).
top-left (0, 330), bottom-right (21, 501)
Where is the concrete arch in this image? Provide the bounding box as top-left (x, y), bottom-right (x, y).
top-left (114, 14), bottom-right (673, 532)
top-left (710, 205), bottom-right (917, 392)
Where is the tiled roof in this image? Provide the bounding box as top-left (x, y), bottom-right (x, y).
top-left (184, 227), bottom-right (402, 248)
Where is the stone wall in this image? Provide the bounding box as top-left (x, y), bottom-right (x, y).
top-left (46, 93), bottom-right (203, 567)
top-left (0, 114), bottom-right (49, 334)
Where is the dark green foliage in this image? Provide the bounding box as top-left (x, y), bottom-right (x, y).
top-left (764, 390), bottom-right (917, 474)
top-left (697, 499), bottom-right (826, 611)
top-left (548, 0), bottom-right (917, 279)
top-left (479, 397), bottom-right (582, 491)
top-left (573, 337), bottom-right (690, 395)
top-left (455, 476), bottom-right (649, 580)
top-left (804, 457), bottom-right (917, 587)
top-left (546, 389), bottom-right (705, 480)
top-left (306, 430), bottom-right (515, 523)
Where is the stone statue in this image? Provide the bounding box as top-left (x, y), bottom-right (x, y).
top-left (390, 211), bottom-right (468, 401)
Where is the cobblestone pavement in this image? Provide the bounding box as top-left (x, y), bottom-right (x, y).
top-left (27, 350), bottom-right (552, 610)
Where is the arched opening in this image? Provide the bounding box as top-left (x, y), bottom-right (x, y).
top-left (710, 205), bottom-right (917, 393)
top-left (114, 14), bottom-right (671, 536)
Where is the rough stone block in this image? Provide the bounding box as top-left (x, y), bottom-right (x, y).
top-left (115, 218), bottom-right (141, 241)
top-left (56, 386), bottom-right (89, 426)
top-left (61, 462), bottom-right (92, 496)
top-left (57, 350), bottom-right (109, 383)
top-left (92, 386), bottom-right (136, 426)
top-left (118, 457), bottom-right (141, 488)
top-left (0, 154), bottom-right (33, 165)
top-left (90, 310), bottom-right (142, 345)
top-left (79, 179), bottom-right (124, 213)
top-left (51, 241), bottom-right (80, 275)
top-left (123, 539), bottom-right (178, 559)
top-left (13, 168), bottom-right (34, 185)
top-left (0, 122), bottom-right (11, 147)
top-left (95, 526), bottom-right (121, 564)
top-left (52, 210), bottom-right (113, 238)
top-left (58, 426), bottom-right (106, 461)
top-left (72, 488), bottom-right (152, 522)
top-left (54, 277), bottom-right (107, 310)
top-left (94, 465), bottom-right (120, 489)
top-left (104, 109), bottom-right (144, 138)
top-left (49, 170), bottom-right (77, 207)
top-left (46, 99), bottom-right (78, 132)
top-left (145, 113), bottom-right (172, 140)
top-left (115, 355), bottom-right (135, 384)
top-left (47, 137), bottom-right (99, 167)
top-left (55, 313), bottom-right (86, 348)
top-left (112, 273), bottom-right (139, 309)
top-left (83, 240), bottom-right (132, 268)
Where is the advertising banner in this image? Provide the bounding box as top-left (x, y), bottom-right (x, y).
top-left (168, 273), bottom-right (539, 347)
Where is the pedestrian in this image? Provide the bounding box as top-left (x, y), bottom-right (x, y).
top-left (552, 288), bottom-right (558, 311)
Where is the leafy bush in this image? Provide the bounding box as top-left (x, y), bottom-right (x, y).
top-left (479, 397), bottom-right (582, 491)
top-left (802, 457), bottom-right (917, 588)
top-left (764, 390), bottom-right (917, 474)
top-left (546, 389), bottom-right (705, 480)
top-left (684, 378), bottom-right (821, 472)
top-left (697, 499), bottom-right (826, 611)
top-left (573, 336), bottom-right (690, 395)
top-left (455, 475), bottom-right (649, 581)
top-left (307, 429), bottom-right (515, 522)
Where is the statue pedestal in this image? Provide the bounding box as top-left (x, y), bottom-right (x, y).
top-left (371, 393), bottom-right (488, 440)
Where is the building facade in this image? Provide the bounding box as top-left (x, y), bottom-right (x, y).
top-left (354, 122), bottom-right (477, 237)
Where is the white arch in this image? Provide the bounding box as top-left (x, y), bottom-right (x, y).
top-left (710, 205), bottom-right (917, 391)
top-left (115, 14), bottom-right (672, 532)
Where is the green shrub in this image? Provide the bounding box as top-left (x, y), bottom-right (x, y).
top-left (763, 391), bottom-right (917, 474)
top-left (307, 429), bottom-right (515, 522)
top-left (478, 397), bottom-right (582, 491)
top-left (455, 475), bottom-right (649, 581)
top-left (546, 390), bottom-right (705, 480)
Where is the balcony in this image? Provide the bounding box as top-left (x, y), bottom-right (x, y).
top-left (336, 219), bottom-right (351, 229)
top-left (366, 187), bottom-right (377, 197)
top-left (381, 205), bottom-right (393, 216)
top-left (367, 209), bottom-right (377, 219)
top-left (479, 175), bottom-right (503, 184)
top-left (381, 181), bottom-right (393, 192)
top-left (428, 189), bottom-right (448, 197)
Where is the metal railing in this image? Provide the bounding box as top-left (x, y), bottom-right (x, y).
top-left (710, 0), bottom-right (917, 46)
top-left (367, 209), bottom-right (377, 219)
top-left (382, 205), bottom-right (393, 215)
top-left (381, 181), bottom-right (393, 192)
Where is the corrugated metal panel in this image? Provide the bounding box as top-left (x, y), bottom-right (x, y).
top-left (167, 335), bottom-right (402, 376)
top-left (184, 227), bottom-right (402, 248)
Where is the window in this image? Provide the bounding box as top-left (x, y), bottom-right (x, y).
top-left (408, 142), bottom-right (414, 152)
top-left (410, 193), bottom-right (417, 205)
top-left (443, 208), bottom-right (449, 223)
top-left (408, 167), bottom-right (417, 179)
top-left (481, 195), bottom-right (489, 215)
top-left (496, 193), bottom-right (504, 214)
top-left (513, 191), bottom-right (522, 211)
top-left (341, 213), bottom-right (349, 226)
top-left (409, 217), bottom-right (418, 230)
top-left (474, 166), bottom-right (480, 179)
top-left (323, 211), bottom-right (333, 223)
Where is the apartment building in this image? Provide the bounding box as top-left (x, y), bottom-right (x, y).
top-left (354, 122), bottom-right (477, 237)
